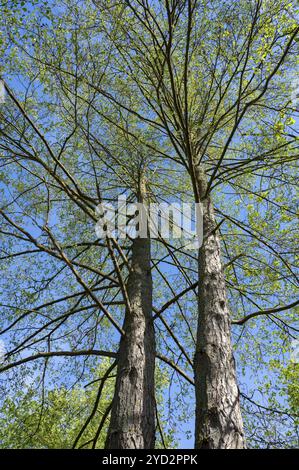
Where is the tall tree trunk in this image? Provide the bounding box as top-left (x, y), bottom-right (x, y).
top-left (105, 186), bottom-right (155, 449)
top-left (193, 167), bottom-right (245, 449)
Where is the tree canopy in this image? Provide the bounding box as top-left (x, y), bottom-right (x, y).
top-left (0, 0), bottom-right (298, 449)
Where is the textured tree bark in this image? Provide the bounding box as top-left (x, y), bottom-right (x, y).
top-left (105, 188), bottom-right (155, 449)
top-left (193, 167), bottom-right (245, 449)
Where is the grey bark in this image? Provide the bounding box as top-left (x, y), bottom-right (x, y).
top-left (194, 167), bottom-right (245, 449)
top-left (105, 186), bottom-right (155, 449)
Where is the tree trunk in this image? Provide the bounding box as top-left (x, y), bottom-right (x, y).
top-left (105, 190), bottom-right (155, 449)
top-left (193, 167), bottom-right (245, 449)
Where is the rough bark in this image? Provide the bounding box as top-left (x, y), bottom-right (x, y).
top-left (105, 187), bottom-right (155, 449)
top-left (193, 167), bottom-right (245, 449)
